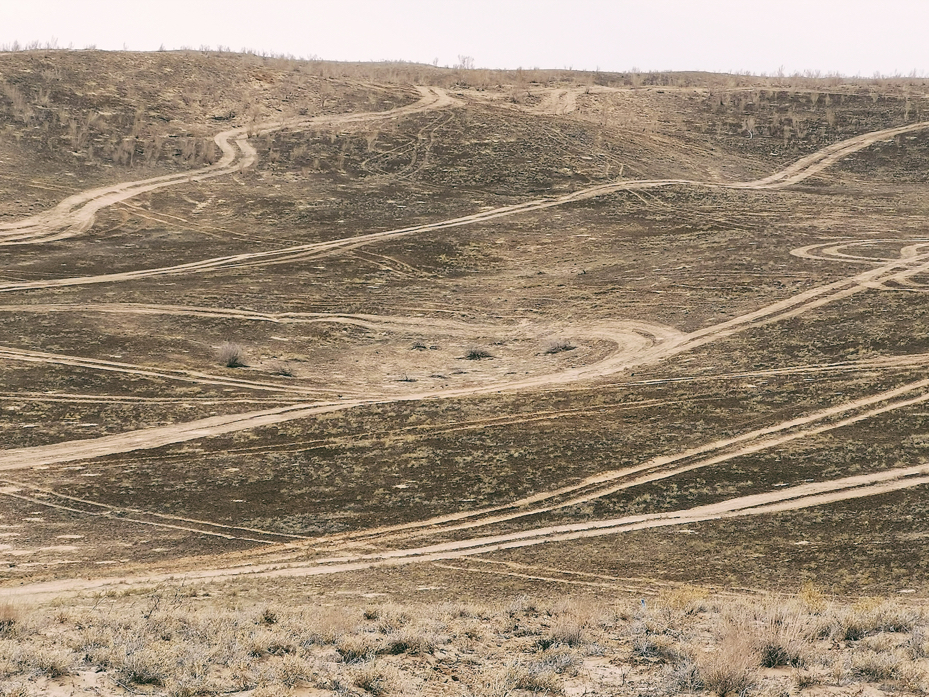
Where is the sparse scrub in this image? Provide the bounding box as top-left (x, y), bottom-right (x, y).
top-left (2, 593), bottom-right (929, 695)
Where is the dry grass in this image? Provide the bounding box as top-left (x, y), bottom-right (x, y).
top-left (5, 585), bottom-right (929, 695)
top-left (0, 603), bottom-right (19, 637)
top-left (216, 342), bottom-right (247, 368)
top-left (696, 628), bottom-right (758, 696)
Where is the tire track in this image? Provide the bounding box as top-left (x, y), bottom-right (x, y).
top-left (0, 345), bottom-right (349, 397)
top-left (0, 87), bottom-right (458, 246)
top-left (0, 480), bottom-right (308, 543)
top-left (9, 459), bottom-right (929, 597)
top-left (0, 320), bottom-right (681, 472)
top-left (252, 373), bottom-right (929, 554)
top-left (2, 120), bottom-right (926, 293)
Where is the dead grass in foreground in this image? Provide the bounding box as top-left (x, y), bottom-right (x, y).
top-left (2, 583), bottom-right (929, 696)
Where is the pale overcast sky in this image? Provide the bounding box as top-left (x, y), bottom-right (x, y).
top-left (1, 0), bottom-right (927, 77)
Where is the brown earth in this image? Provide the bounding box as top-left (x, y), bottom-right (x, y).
top-left (1, 49), bottom-right (929, 695)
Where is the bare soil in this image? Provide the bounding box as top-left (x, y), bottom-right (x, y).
top-left (2, 49), bottom-right (929, 694)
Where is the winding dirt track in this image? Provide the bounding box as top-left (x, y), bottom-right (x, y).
top-left (0, 87), bottom-right (457, 245)
top-left (3, 91), bottom-right (929, 595)
top-left (1, 233), bottom-right (926, 473)
top-left (1, 119), bottom-right (927, 294)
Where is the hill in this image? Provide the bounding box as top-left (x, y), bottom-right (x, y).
top-left (1, 48), bottom-right (929, 695)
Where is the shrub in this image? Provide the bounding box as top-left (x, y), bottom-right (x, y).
top-left (697, 631), bottom-right (757, 696)
top-left (464, 348), bottom-right (493, 360)
top-left (336, 635), bottom-right (378, 664)
top-left (351, 661), bottom-right (398, 695)
top-left (217, 342), bottom-right (247, 368)
top-left (543, 340), bottom-right (576, 355)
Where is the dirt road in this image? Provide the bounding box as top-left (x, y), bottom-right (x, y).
top-left (8, 459), bottom-right (929, 598)
top-left (0, 87), bottom-right (457, 245)
top-left (3, 93), bottom-right (929, 595)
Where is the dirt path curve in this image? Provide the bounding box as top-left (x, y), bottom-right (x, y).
top-left (0, 235), bottom-right (926, 475)
top-left (1, 239), bottom-right (927, 473)
top-left (0, 87), bottom-right (457, 245)
top-left (8, 459), bottom-right (929, 598)
top-left (0, 319), bottom-right (680, 471)
top-left (2, 120), bottom-right (927, 294)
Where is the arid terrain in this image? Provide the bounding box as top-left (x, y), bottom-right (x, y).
top-left (2, 49), bottom-right (929, 695)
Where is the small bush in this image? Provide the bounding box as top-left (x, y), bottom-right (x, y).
top-left (664, 657), bottom-right (704, 693)
top-left (792, 668), bottom-right (820, 689)
top-left (464, 348), bottom-right (493, 360)
top-left (351, 661), bottom-right (397, 695)
top-left (27, 647), bottom-right (74, 678)
top-left (508, 661), bottom-right (561, 693)
top-left (0, 684), bottom-right (30, 697)
top-left (658, 584), bottom-right (709, 617)
top-left (217, 342), bottom-right (247, 368)
top-left (548, 617), bottom-right (588, 648)
top-left (382, 626), bottom-right (438, 655)
top-left (268, 362), bottom-right (294, 377)
top-left (632, 631), bottom-right (681, 662)
top-left (117, 647), bottom-right (170, 686)
top-left (698, 631), bottom-right (757, 696)
top-left (543, 340), bottom-right (576, 355)
top-left (852, 649), bottom-right (901, 681)
top-left (535, 647), bottom-right (582, 676)
top-left (336, 635), bottom-right (378, 664)
top-left (798, 581), bottom-right (827, 614)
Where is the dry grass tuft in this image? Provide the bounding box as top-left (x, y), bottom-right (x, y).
top-left (464, 347), bottom-right (493, 360)
top-left (351, 660), bottom-right (399, 695)
top-left (697, 629), bottom-right (758, 696)
top-left (217, 342), bottom-right (247, 368)
top-left (0, 604), bottom-right (19, 637)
